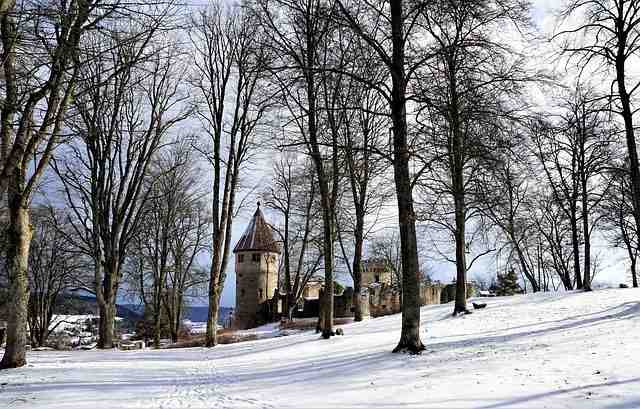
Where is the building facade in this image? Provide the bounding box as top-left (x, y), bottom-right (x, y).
top-left (233, 203), bottom-right (280, 330)
top-left (361, 259), bottom-right (393, 287)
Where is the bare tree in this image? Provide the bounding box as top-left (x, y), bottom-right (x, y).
top-left (54, 32), bottom-right (189, 349)
top-left (555, 0), bottom-right (640, 274)
top-left (264, 156), bottom-right (322, 319)
top-left (532, 86), bottom-right (613, 291)
top-left (188, 1), bottom-right (272, 346)
top-left (534, 191), bottom-right (575, 290)
top-left (369, 231), bottom-right (403, 293)
top-left (479, 150), bottom-right (542, 292)
top-left (333, 40), bottom-right (391, 322)
top-left (27, 207), bottom-right (85, 348)
top-left (413, 0), bottom-right (531, 315)
top-left (0, 0), bottom-right (158, 369)
top-left (601, 163), bottom-right (639, 287)
top-left (254, 0), bottom-right (341, 339)
top-left (164, 202), bottom-right (210, 343)
top-left (336, 0), bottom-right (430, 353)
top-left (532, 119), bottom-right (583, 289)
top-left (128, 141), bottom-right (210, 347)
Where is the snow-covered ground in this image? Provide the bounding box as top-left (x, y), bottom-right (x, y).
top-left (183, 320), bottom-right (208, 335)
top-left (48, 315), bottom-right (122, 333)
top-left (2, 288), bottom-right (640, 408)
top-left (48, 315), bottom-right (98, 332)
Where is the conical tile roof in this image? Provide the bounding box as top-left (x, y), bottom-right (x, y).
top-left (233, 203), bottom-right (280, 254)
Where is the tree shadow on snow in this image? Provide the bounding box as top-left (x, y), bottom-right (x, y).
top-left (429, 301), bottom-right (640, 344)
top-left (465, 377), bottom-right (640, 409)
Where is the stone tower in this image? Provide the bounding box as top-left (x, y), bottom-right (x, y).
top-left (233, 203), bottom-right (280, 329)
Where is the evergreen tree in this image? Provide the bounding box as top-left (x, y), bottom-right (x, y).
top-left (495, 269), bottom-right (521, 296)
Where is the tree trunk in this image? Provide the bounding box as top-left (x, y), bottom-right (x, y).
top-left (282, 215), bottom-right (292, 320)
top-left (206, 275), bottom-right (221, 347)
top-left (97, 259), bottom-right (119, 349)
top-left (352, 226), bottom-right (364, 322)
top-left (282, 294), bottom-right (290, 322)
top-left (0, 3), bottom-right (16, 202)
top-left (97, 257), bottom-right (120, 349)
top-left (305, 31), bottom-right (334, 339)
top-left (172, 293), bottom-right (183, 343)
top-left (320, 208), bottom-right (334, 339)
top-left (616, 48), bottom-right (640, 272)
top-left (350, 201), bottom-right (365, 321)
top-left (515, 244), bottom-right (539, 292)
top-left (0, 193), bottom-right (32, 369)
top-left (98, 299), bottom-right (115, 349)
top-left (445, 39), bottom-right (469, 315)
top-left (569, 210), bottom-right (583, 289)
top-left (37, 324), bottom-right (47, 349)
top-left (453, 192), bottom-right (468, 315)
top-left (390, 0), bottom-right (424, 355)
top-left (581, 199), bottom-right (591, 291)
top-left (206, 217), bottom-right (225, 346)
top-left (622, 222), bottom-right (638, 288)
top-left (205, 158), bottom-right (237, 347)
top-left (316, 287), bottom-right (325, 334)
top-left (153, 309), bottom-right (161, 348)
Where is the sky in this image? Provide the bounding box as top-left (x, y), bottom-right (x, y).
top-left (214, 0), bottom-right (636, 307)
top-left (28, 0), bottom-right (630, 309)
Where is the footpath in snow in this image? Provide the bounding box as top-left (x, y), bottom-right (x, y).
top-left (1, 288), bottom-right (640, 408)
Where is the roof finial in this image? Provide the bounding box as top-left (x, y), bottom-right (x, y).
top-left (257, 201), bottom-right (261, 209)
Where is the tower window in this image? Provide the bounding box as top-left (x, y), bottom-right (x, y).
top-left (238, 254), bottom-right (244, 263)
top-left (258, 288), bottom-right (263, 299)
top-left (252, 253), bottom-right (260, 262)
top-left (241, 289), bottom-right (245, 297)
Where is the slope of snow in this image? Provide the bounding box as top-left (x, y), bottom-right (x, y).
top-left (2, 288), bottom-right (640, 408)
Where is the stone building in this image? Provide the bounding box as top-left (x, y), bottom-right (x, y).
top-left (233, 211), bottom-right (446, 327)
top-left (233, 203), bottom-right (280, 330)
top-left (301, 277), bottom-right (323, 300)
top-left (360, 259), bottom-right (444, 317)
top-left (361, 259), bottom-right (392, 287)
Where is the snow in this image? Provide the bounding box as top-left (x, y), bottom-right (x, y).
top-left (49, 315), bottom-right (122, 333)
top-left (233, 322), bottom-right (301, 339)
top-left (48, 315), bottom-right (98, 332)
top-left (2, 288), bottom-right (640, 408)
top-left (183, 320), bottom-right (208, 335)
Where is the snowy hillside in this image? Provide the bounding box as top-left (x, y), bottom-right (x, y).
top-left (2, 289), bottom-right (640, 408)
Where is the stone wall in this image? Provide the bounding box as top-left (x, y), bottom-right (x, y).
top-left (369, 284), bottom-right (443, 318)
top-left (271, 283), bottom-right (443, 322)
top-left (440, 282), bottom-right (475, 304)
top-left (420, 285), bottom-right (443, 306)
top-left (293, 288), bottom-right (361, 319)
top-left (368, 284), bottom-right (401, 317)
top-left (302, 281), bottom-right (322, 299)
top-left (361, 268), bottom-right (392, 287)
top-left (334, 287), bottom-right (355, 318)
